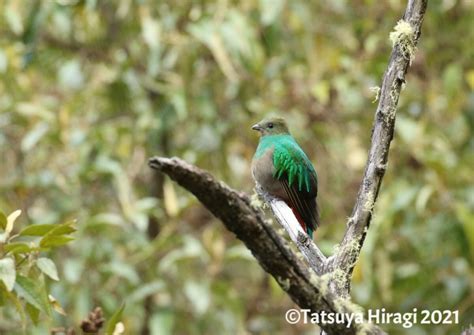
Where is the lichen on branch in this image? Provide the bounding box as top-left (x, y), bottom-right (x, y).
top-left (390, 19), bottom-right (417, 63)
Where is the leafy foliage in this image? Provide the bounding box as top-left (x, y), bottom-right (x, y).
top-left (0, 209), bottom-right (74, 330)
top-left (0, 0), bottom-right (473, 334)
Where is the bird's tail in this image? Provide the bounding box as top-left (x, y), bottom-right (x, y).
top-left (290, 207), bottom-right (313, 239)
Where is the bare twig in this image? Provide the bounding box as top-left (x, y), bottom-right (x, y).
top-left (327, 0), bottom-right (428, 296)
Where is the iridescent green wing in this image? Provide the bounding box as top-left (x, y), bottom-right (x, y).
top-left (273, 136), bottom-right (319, 231)
top-left (273, 137), bottom-right (318, 194)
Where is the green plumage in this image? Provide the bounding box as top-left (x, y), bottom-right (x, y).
top-left (255, 135), bottom-right (317, 193)
top-left (251, 117), bottom-right (320, 237)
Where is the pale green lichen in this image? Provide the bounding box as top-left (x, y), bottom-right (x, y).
top-left (332, 296), bottom-right (379, 334)
top-left (389, 80), bottom-right (399, 103)
top-left (333, 238), bottom-right (361, 268)
top-left (296, 252), bottom-right (305, 262)
top-left (330, 268), bottom-right (347, 292)
top-left (347, 237), bottom-right (361, 254)
top-left (314, 272), bottom-right (331, 296)
top-left (346, 216), bottom-right (355, 227)
top-left (332, 296), bottom-right (350, 314)
top-left (334, 296), bottom-right (364, 314)
top-left (345, 238), bottom-right (362, 267)
top-left (311, 270), bottom-right (377, 333)
top-left (357, 320), bottom-right (379, 335)
top-left (277, 276), bottom-right (291, 291)
top-left (250, 190), bottom-right (269, 210)
top-left (364, 191), bottom-right (375, 213)
top-left (250, 192), bottom-right (263, 208)
top-left (317, 268), bottom-right (350, 299)
top-left (309, 271), bottom-right (324, 287)
top-left (380, 80), bottom-right (401, 124)
top-left (386, 105), bottom-right (397, 124)
top-left (333, 239), bottom-right (362, 273)
top-left (389, 19), bottom-right (416, 64)
top-left (369, 86), bottom-right (381, 103)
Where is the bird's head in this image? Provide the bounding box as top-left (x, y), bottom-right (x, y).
top-left (252, 117), bottom-right (290, 136)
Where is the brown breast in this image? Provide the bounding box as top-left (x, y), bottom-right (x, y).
top-left (251, 147), bottom-right (288, 201)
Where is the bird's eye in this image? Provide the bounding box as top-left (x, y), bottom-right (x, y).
top-left (268, 123), bottom-right (274, 128)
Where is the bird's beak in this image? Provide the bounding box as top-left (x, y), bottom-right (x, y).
top-left (252, 124), bottom-right (262, 131)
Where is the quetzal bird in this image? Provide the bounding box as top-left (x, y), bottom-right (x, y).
top-left (251, 117), bottom-right (319, 238)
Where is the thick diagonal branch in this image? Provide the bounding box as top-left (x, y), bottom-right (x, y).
top-left (149, 157), bottom-right (384, 335)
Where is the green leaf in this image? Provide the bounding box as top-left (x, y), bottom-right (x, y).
top-left (128, 281), bottom-right (165, 303)
top-left (0, 211), bottom-right (6, 229)
top-left (5, 289), bottom-right (26, 326)
top-left (14, 275), bottom-right (51, 316)
top-left (0, 286), bottom-right (5, 306)
top-left (443, 63), bottom-right (462, 97)
top-left (260, 0), bottom-right (285, 26)
top-left (4, 243), bottom-right (35, 255)
top-left (20, 224), bottom-right (57, 236)
top-left (26, 302), bottom-right (40, 325)
top-left (58, 60), bottom-right (84, 90)
top-left (20, 221), bottom-right (76, 237)
top-left (40, 235), bottom-right (74, 248)
top-left (184, 281), bottom-right (210, 315)
top-left (36, 257), bottom-right (59, 281)
top-left (149, 311), bottom-right (175, 335)
top-left (0, 258), bottom-right (16, 291)
top-left (47, 221), bottom-right (77, 236)
top-left (14, 276), bottom-right (42, 310)
top-left (38, 221), bottom-right (76, 248)
top-left (21, 122), bottom-right (50, 152)
top-left (105, 302), bottom-right (125, 334)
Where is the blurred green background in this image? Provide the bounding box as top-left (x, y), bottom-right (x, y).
top-left (0, 0), bottom-right (473, 334)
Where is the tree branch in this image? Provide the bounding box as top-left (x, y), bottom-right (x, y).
top-left (327, 0), bottom-right (428, 296)
top-left (148, 157), bottom-right (384, 335)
